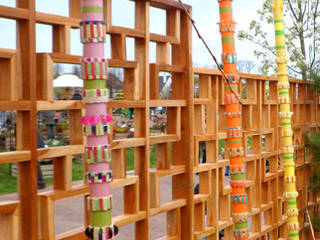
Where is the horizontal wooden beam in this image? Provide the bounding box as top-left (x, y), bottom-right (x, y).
top-left (113, 211), bottom-right (146, 227)
top-left (0, 6), bottom-right (29, 20)
top-left (0, 151), bottom-right (31, 164)
top-left (0, 201), bottom-right (19, 215)
top-left (0, 101), bottom-right (31, 111)
top-left (149, 199), bottom-right (186, 216)
top-left (149, 100), bottom-right (186, 107)
top-left (37, 145), bottom-right (84, 159)
top-left (35, 12), bottom-right (79, 27)
top-left (37, 100), bottom-right (84, 111)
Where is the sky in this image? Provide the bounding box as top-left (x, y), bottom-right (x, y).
top-left (0, 0), bottom-right (274, 72)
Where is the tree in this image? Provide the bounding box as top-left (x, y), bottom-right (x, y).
top-left (238, 0), bottom-right (320, 78)
top-left (237, 60), bottom-right (256, 73)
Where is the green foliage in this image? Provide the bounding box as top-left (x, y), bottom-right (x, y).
top-left (238, 0), bottom-right (320, 77)
top-left (305, 132), bottom-right (320, 194)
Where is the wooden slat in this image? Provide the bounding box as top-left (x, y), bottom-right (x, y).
top-left (111, 137), bottom-right (146, 150)
top-left (37, 100), bottom-right (84, 111)
top-left (150, 165), bottom-right (185, 177)
top-left (111, 175), bottom-right (139, 189)
top-left (113, 211), bottom-right (147, 227)
top-left (0, 201), bottom-right (19, 215)
top-left (0, 151), bottom-right (31, 164)
top-left (107, 100), bottom-right (145, 108)
top-left (0, 6), bottom-right (29, 19)
top-left (39, 184), bottom-right (88, 201)
top-left (149, 199), bottom-right (186, 216)
top-left (150, 33), bottom-right (179, 44)
top-left (0, 101), bottom-right (31, 111)
top-left (109, 26), bottom-right (145, 38)
top-left (149, 100), bottom-right (186, 107)
top-left (150, 134), bottom-right (180, 144)
top-left (37, 145), bottom-right (84, 159)
top-left (148, 0), bottom-right (191, 10)
top-left (56, 227), bottom-right (87, 240)
top-left (35, 12), bottom-right (79, 27)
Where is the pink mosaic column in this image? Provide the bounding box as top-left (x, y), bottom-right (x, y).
top-left (80, 0), bottom-right (118, 239)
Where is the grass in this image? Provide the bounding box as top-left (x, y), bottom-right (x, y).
top-left (0, 147), bottom-right (157, 195)
top-left (0, 160), bottom-right (84, 194)
top-left (126, 146), bottom-right (157, 170)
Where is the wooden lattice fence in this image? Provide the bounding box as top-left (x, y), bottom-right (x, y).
top-left (0, 0), bottom-right (318, 240)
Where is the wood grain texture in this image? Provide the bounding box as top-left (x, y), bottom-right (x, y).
top-left (0, 0), bottom-right (316, 240)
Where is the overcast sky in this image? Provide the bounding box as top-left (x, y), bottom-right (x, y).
top-left (0, 0), bottom-right (274, 71)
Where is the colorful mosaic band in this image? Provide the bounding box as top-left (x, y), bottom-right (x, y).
top-left (234, 229), bottom-right (249, 238)
top-left (286, 208), bottom-right (299, 217)
top-left (225, 74), bottom-right (240, 83)
top-left (283, 191), bottom-right (299, 199)
top-left (82, 114), bottom-right (112, 136)
top-left (278, 81), bottom-right (290, 89)
top-left (83, 88), bottom-right (109, 103)
top-left (87, 171), bottom-right (112, 184)
top-left (225, 112), bottom-right (241, 118)
top-left (279, 111), bottom-right (293, 119)
top-left (232, 212), bottom-right (249, 222)
top-left (281, 129), bottom-right (293, 137)
top-left (276, 56), bottom-right (288, 64)
top-left (82, 114), bottom-right (112, 125)
top-left (80, 20), bottom-right (106, 43)
top-left (230, 164), bottom-right (245, 174)
top-left (219, 21), bottom-right (236, 33)
top-left (279, 95), bottom-right (290, 103)
top-left (288, 222), bottom-right (299, 231)
top-left (285, 176), bottom-right (296, 183)
top-left (228, 147), bottom-right (244, 158)
top-left (83, 124), bottom-right (110, 136)
top-left (87, 196), bottom-right (113, 211)
top-left (86, 145), bottom-right (111, 164)
top-left (232, 194), bottom-right (248, 204)
top-left (226, 127), bottom-right (243, 138)
top-left (81, 57), bottom-right (108, 80)
top-left (222, 53), bottom-right (237, 64)
top-left (85, 225), bottom-right (119, 240)
top-left (282, 146), bottom-right (294, 154)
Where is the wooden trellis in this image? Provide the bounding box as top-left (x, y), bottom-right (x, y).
top-left (0, 1), bottom-right (318, 240)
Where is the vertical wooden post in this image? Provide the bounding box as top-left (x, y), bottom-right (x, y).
top-left (134, 1), bottom-right (150, 239)
top-left (171, 8), bottom-right (194, 240)
top-left (16, 0), bottom-right (38, 239)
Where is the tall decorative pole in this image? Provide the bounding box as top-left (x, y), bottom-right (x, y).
top-left (218, 1), bottom-right (248, 239)
top-left (80, 1), bottom-right (118, 239)
top-left (273, 1), bottom-right (299, 239)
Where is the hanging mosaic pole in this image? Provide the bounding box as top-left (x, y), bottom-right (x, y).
top-left (80, 0), bottom-right (118, 239)
top-left (218, 0), bottom-right (248, 239)
top-left (273, 1), bottom-right (299, 239)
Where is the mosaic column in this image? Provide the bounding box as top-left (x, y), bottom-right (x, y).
top-left (218, 0), bottom-right (248, 239)
top-left (80, 1), bottom-right (118, 239)
top-left (273, 1), bottom-right (299, 239)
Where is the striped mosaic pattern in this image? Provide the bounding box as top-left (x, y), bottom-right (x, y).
top-left (218, 0), bottom-right (248, 239)
top-left (273, 1), bottom-right (299, 239)
top-left (81, 0), bottom-right (118, 239)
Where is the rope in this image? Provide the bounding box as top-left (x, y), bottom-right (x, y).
top-left (176, 0), bottom-right (243, 105)
top-left (306, 208), bottom-right (316, 240)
